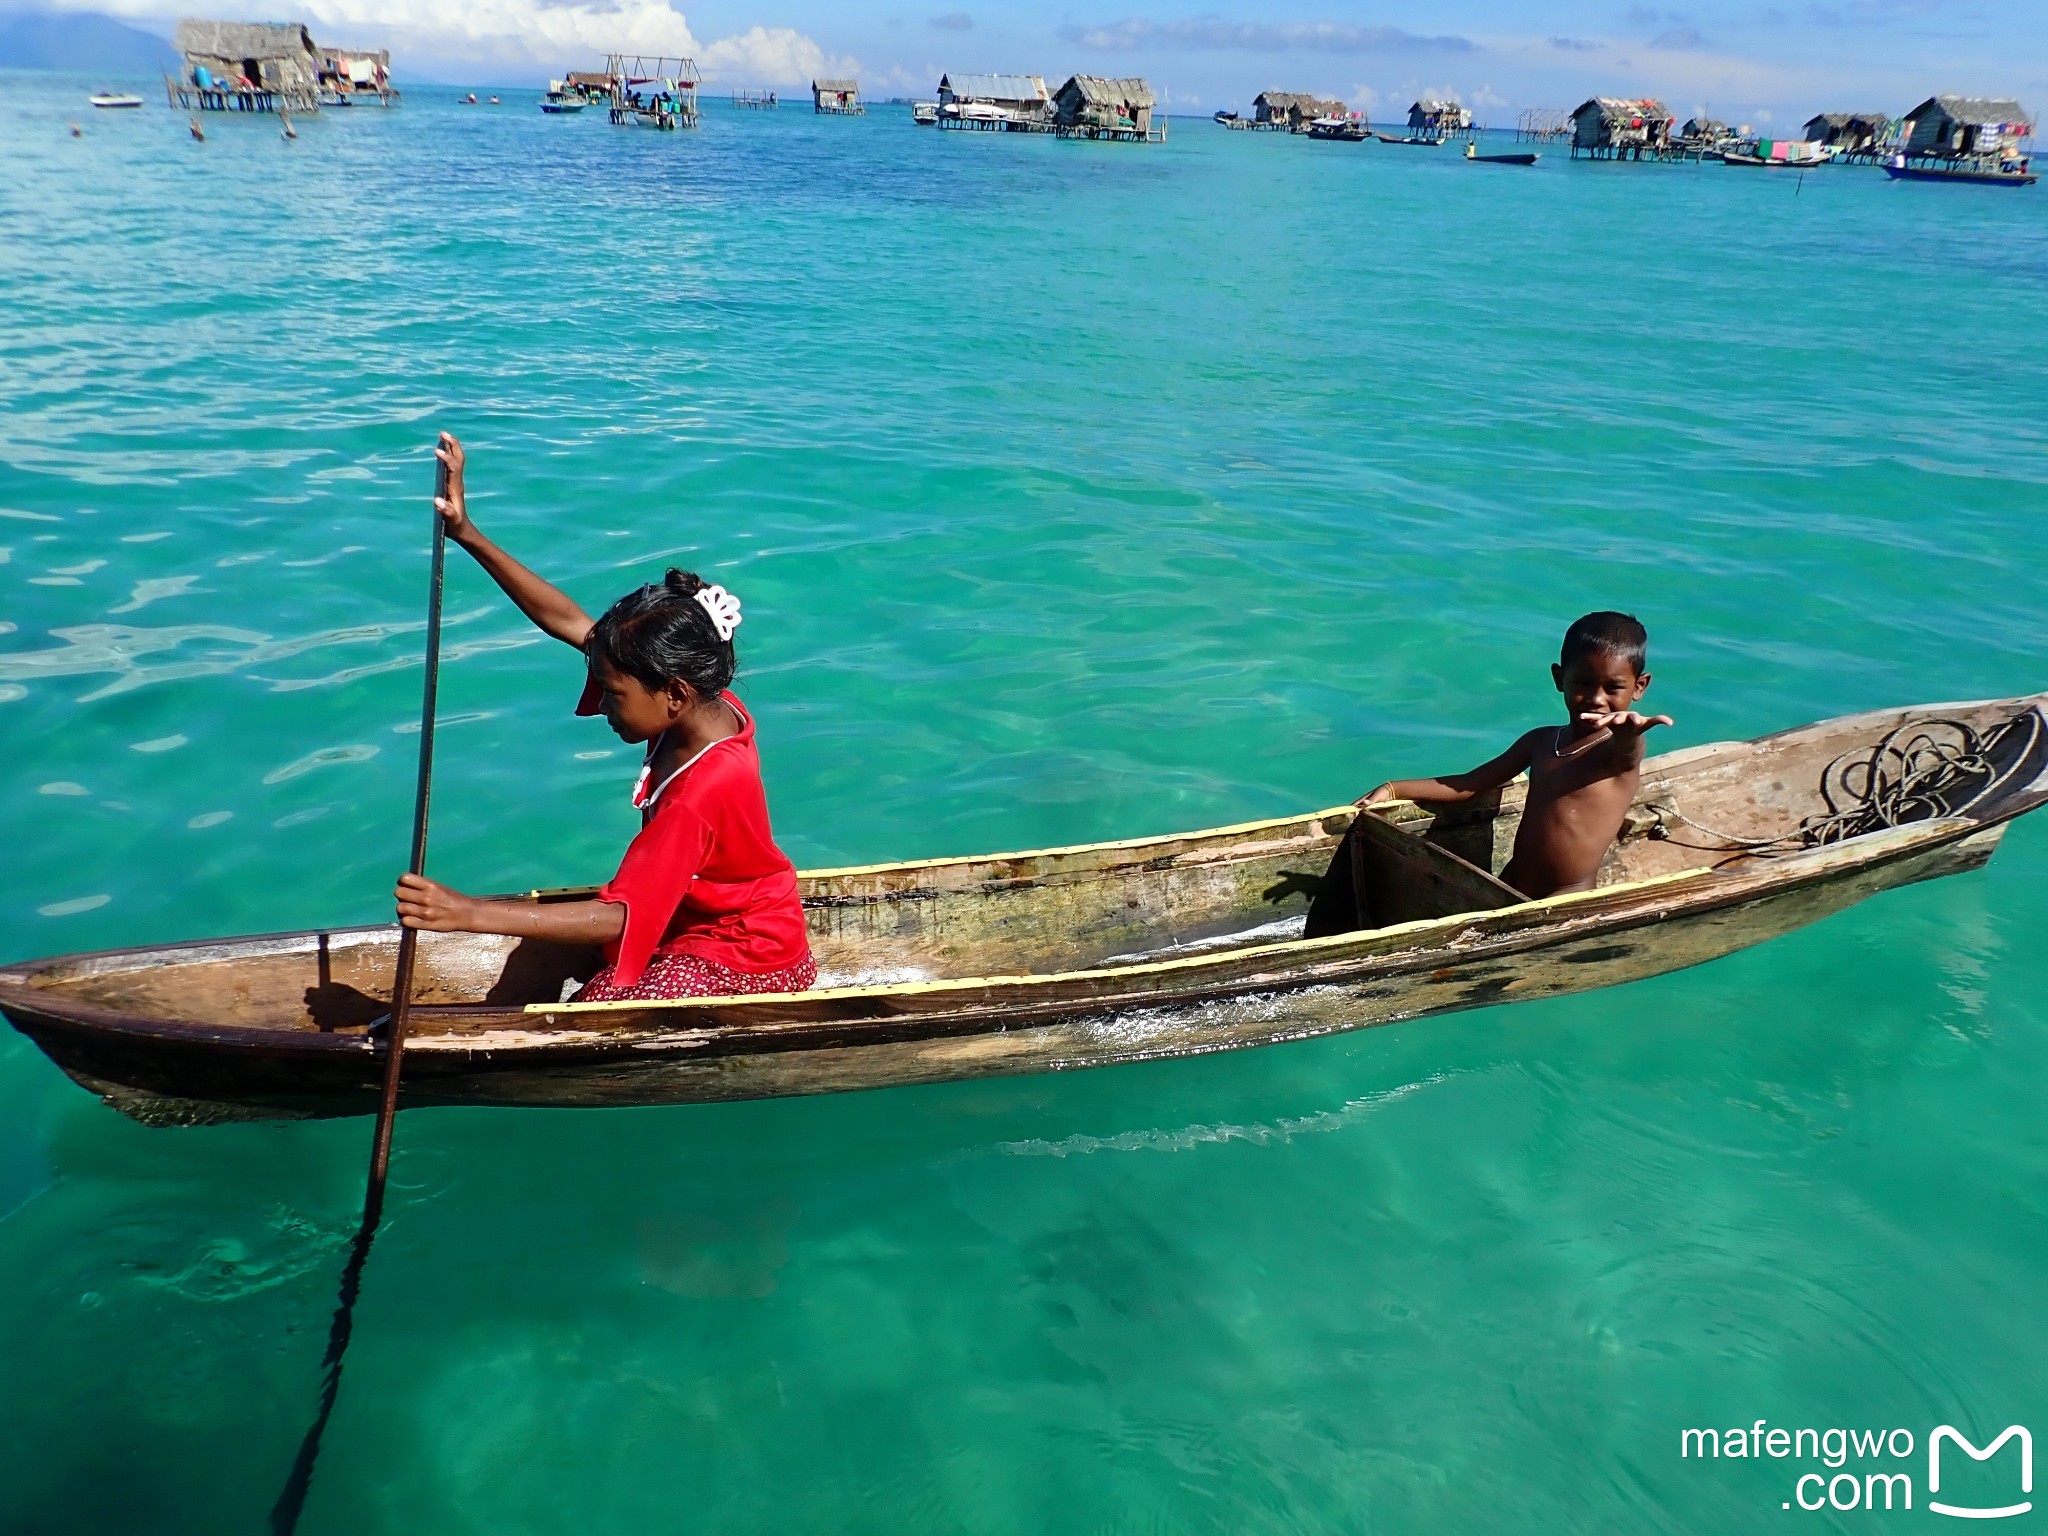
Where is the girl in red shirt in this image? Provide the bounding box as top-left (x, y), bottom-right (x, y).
top-left (392, 434), bottom-right (816, 1001)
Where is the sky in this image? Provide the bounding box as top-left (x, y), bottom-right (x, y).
top-left (20, 0), bottom-right (2048, 124)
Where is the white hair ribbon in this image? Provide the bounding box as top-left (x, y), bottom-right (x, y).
top-left (694, 583), bottom-right (742, 642)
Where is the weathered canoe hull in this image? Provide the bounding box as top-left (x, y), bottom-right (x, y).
top-left (3, 815), bottom-right (2011, 1124)
top-left (6, 693), bottom-right (2044, 1124)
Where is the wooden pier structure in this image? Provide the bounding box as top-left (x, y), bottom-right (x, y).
top-left (607, 53), bottom-right (698, 129)
top-left (730, 88), bottom-right (778, 110)
top-left (1514, 107), bottom-right (1573, 144)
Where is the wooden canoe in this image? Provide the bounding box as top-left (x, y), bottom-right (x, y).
top-left (5, 693), bottom-right (2045, 1125)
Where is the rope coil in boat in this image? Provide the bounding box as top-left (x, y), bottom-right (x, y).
top-left (1645, 710), bottom-right (2044, 855)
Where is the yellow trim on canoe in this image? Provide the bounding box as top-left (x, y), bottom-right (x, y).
top-left (526, 864), bottom-right (1712, 1016)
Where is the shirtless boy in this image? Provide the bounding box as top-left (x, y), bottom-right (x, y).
top-left (1359, 612), bottom-right (1673, 898)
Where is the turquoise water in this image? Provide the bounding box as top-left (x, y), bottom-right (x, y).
top-left (4, 69), bottom-right (2048, 1532)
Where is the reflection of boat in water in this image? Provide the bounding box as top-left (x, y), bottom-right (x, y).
top-left (1465, 144), bottom-right (1537, 165)
top-left (88, 92), bottom-right (145, 109)
top-left (912, 101), bottom-right (938, 126)
top-left (7, 695), bottom-right (2045, 1123)
top-left (1306, 114), bottom-right (1367, 142)
top-left (1884, 153), bottom-right (2036, 187)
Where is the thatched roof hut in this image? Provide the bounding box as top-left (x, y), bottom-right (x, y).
top-left (812, 77), bottom-right (860, 114)
top-left (317, 43), bottom-right (391, 100)
top-left (937, 73), bottom-right (1048, 112)
top-left (1899, 96), bottom-right (2032, 160)
top-left (1253, 91), bottom-right (1344, 129)
top-left (1803, 111), bottom-right (1889, 153)
top-left (1407, 99), bottom-right (1470, 135)
top-left (174, 19), bottom-right (320, 97)
top-left (1571, 97), bottom-right (1674, 154)
top-left (1051, 75), bottom-right (1155, 136)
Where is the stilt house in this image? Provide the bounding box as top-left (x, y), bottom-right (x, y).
top-left (1253, 91), bottom-right (1344, 130)
top-left (812, 78), bottom-right (862, 114)
top-left (1802, 112), bottom-right (1890, 158)
top-left (317, 44), bottom-right (393, 104)
top-left (1675, 116), bottom-right (1737, 154)
top-left (936, 73), bottom-right (1050, 130)
top-left (172, 20), bottom-right (322, 111)
top-left (1050, 75), bottom-right (1156, 140)
top-left (1898, 96), bottom-right (2033, 162)
top-left (1407, 99), bottom-right (1471, 137)
top-left (1570, 97), bottom-right (1675, 158)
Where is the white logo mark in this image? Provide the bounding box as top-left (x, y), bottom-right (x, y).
top-left (1929, 1425), bottom-right (2033, 1520)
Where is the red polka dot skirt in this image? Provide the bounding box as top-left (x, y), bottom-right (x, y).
top-left (572, 952), bottom-right (818, 1003)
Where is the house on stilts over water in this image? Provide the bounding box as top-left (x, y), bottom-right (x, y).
top-left (1570, 97), bottom-right (1677, 159)
top-left (812, 78), bottom-right (862, 114)
top-left (317, 43), bottom-right (394, 105)
top-left (1803, 111), bottom-right (1894, 163)
top-left (936, 73), bottom-right (1051, 131)
top-left (1051, 75), bottom-right (1163, 141)
top-left (1249, 91), bottom-right (1345, 132)
top-left (1896, 96), bottom-right (2033, 170)
top-left (607, 53), bottom-right (698, 128)
top-left (1407, 99), bottom-right (1472, 141)
top-left (1674, 115), bottom-right (1739, 157)
top-left (168, 20), bottom-right (323, 113)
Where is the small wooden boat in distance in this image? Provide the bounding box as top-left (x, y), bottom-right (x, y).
top-left (1373, 131), bottom-right (1443, 145)
top-left (88, 92), bottom-right (145, 109)
top-left (1466, 144), bottom-right (1537, 165)
top-left (1885, 154), bottom-right (2037, 187)
top-left (4, 694), bottom-right (2045, 1124)
top-left (1306, 115), bottom-right (1368, 142)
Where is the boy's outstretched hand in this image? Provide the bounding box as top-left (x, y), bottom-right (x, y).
top-left (433, 431), bottom-right (469, 538)
top-left (1580, 710), bottom-right (1674, 737)
top-left (395, 871), bottom-right (480, 932)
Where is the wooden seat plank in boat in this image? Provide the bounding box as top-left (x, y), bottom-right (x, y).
top-left (3, 693), bottom-right (2044, 1123)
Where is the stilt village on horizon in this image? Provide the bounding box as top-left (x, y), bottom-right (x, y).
top-left (83, 15), bottom-right (2039, 189)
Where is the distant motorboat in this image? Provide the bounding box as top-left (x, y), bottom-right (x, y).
top-left (1373, 131), bottom-right (1444, 146)
top-left (1213, 109), bottom-right (1238, 124)
top-left (88, 92), bottom-right (144, 109)
top-left (540, 93), bottom-right (586, 114)
top-left (912, 101), bottom-right (938, 126)
top-left (1884, 152), bottom-right (2037, 187)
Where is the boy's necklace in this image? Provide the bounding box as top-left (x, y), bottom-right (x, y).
top-left (1550, 724), bottom-right (1613, 762)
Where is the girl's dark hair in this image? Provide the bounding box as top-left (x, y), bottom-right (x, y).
top-left (585, 568), bottom-right (736, 698)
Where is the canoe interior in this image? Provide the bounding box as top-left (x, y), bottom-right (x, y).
top-left (10, 696), bottom-right (2043, 1038)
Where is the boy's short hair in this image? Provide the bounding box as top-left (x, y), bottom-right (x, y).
top-left (1561, 611), bottom-right (1648, 674)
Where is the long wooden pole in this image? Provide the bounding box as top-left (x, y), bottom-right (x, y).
top-left (362, 476), bottom-right (447, 1227)
top-left (271, 459), bottom-right (447, 1536)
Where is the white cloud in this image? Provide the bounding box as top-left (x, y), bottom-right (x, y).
top-left (700, 25), bottom-right (856, 83)
top-left (49, 0), bottom-right (846, 82)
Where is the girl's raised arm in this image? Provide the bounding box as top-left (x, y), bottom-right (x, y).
top-left (434, 432), bottom-right (594, 649)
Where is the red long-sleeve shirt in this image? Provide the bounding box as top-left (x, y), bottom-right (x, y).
top-left (584, 690), bottom-right (810, 986)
